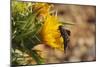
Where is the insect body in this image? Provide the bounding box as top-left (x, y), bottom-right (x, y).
top-left (59, 26), bottom-right (70, 53)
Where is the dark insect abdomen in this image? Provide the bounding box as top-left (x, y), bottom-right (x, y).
top-left (59, 26), bottom-right (70, 52)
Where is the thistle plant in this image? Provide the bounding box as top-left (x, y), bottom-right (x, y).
top-left (11, 1), bottom-right (72, 65)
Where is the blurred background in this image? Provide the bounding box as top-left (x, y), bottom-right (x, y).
top-left (34, 4), bottom-right (96, 64)
top-left (54, 4), bottom-right (96, 62)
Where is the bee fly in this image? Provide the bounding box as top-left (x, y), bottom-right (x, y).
top-left (59, 26), bottom-right (70, 53)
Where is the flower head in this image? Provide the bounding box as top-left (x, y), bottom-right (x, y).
top-left (33, 3), bottom-right (53, 18)
top-left (33, 3), bottom-right (64, 51)
top-left (41, 15), bottom-right (64, 51)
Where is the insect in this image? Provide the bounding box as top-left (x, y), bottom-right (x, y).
top-left (59, 26), bottom-right (70, 53)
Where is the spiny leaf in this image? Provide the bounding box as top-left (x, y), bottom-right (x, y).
top-left (60, 21), bottom-right (75, 25)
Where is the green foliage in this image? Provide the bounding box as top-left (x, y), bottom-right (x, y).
top-left (11, 1), bottom-right (44, 65)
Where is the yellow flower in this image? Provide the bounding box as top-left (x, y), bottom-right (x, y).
top-left (41, 15), bottom-right (64, 51)
top-left (33, 3), bottom-right (53, 18)
top-left (33, 3), bottom-right (64, 51)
